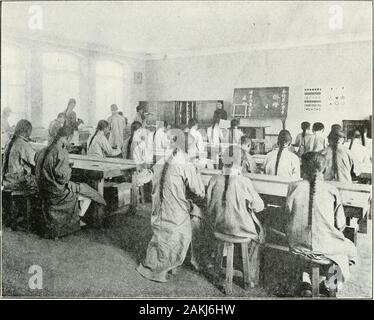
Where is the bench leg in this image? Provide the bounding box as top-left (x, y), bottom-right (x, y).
top-left (312, 266), bottom-right (320, 297)
top-left (224, 243), bottom-right (234, 295)
top-left (241, 243), bottom-right (250, 290)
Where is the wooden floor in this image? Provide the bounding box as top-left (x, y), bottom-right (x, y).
top-left (2, 204), bottom-right (372, 298)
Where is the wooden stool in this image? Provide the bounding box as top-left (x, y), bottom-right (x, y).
top-left (3, 189), bottom-right (38, 231)
top-left (293, 251), bottom-right (337, 297)
top-left (215, 240), bottom-right (260, 295)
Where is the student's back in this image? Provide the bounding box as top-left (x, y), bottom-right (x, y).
top-left (207, 173), bottom-right (264, 243)
top-left (264, 148), bottom-right (300, 178)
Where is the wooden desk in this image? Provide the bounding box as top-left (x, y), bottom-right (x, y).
top-left (69, 155), bottom-right (138, 219)
top-left (200, 169), bottom-right (372, 233)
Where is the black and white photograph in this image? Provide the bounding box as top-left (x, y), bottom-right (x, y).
top-left (0, 0), bottom-right (372, 301)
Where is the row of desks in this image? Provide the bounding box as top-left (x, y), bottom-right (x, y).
top-left (199, 168), bottom-right (372, 235)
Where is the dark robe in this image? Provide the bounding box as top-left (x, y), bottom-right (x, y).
top-left (64, 110), bottom-right (79, 130)
top-left (213, 108), bottom-right (227, 121)
top-left (35, 144), bottom-right (106, 238)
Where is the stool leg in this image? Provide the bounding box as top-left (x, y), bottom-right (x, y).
top-left (215, 242), bottom-right (224, 274)
top-left (241, 243), bottom-right (250, 290)
top-left (224, 243), bottom-right (234, 295)
top-left (312, 266), bottom-right (320, 297)
top-left (249, 242), bottom-right (260, 286)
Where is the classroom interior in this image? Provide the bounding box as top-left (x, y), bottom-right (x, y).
top-left (1, 2), bottom-right (372, 298)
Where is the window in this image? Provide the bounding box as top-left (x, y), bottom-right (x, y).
top-left (1, 45), bottom-right (27, 126)
top-left (42, 52), bottom-right (80, 127)
top-left (95, 60), bottom-right (124, 122)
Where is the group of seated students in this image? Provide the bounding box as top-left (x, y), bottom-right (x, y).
top-left (2, 108), bottom-right (370, 296)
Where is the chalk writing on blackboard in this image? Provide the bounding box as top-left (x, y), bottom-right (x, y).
top-left (233, 87), bottom-right (289, 118)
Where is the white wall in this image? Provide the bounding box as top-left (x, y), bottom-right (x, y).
top-left (146, 41), bottom-right (372, 139)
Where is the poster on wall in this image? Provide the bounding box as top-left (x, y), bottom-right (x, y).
top-left (303, 86), bottom-right (346, 112)
top-left (233, 87), bottom-right (289, 118)
top-left (303, 87), bottom-right (322, 112)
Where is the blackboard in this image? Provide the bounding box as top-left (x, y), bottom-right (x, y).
top-left (233, 87), bottom-right (289, 119)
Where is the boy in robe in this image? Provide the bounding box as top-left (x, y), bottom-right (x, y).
top-left (136, 148), bottom-right (205, 282)
top-left (285, 152), bottom-right (357, 297)
top-left (87, 120), bottom-right (121, 158)
top-left (241, 136), bottom-right (258, 174)
top-left (108, 104), bottom-right (127, 149)
top-left (35, 126), bottom-right (106, 239)
top-left (2, 119), bottom-right (36, 190)
top-left (264, 130), bottom-right (300, 179)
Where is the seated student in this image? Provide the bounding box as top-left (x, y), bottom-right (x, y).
top-left (345, 130), bottom-right (371, 176)
top-left (87, 120), bottom-right (121, 158)
top-left (206, 145), bottom-right (265, 263)
top-left (320, 129), bottom-right (354, 183)
top-left (285, 152), bottom-right (357, 297)
top-left (153, 121), bottom-right (171, 162)
top-left (230, 118), bottom-right (244, 145)
top-left (312, 122), bottom-right (327, 152)
top-left (48, 113), bottom-right (66, 143)
top-left (35, 127), bottom-right (106, 239)
top-left (186, 118), bottom-right (204, 158)
top-left (122, 121), bottom-right (144, 162)
top-left (241, 136), bottom-right (258, 174)
top-left (2, 119), bottom-right (36, 190)
top-left (108, 104), bottom-right (127, 149)
top-left (136, 147), bottom-right (205, 282)
top-left (293, 121), bottom-right (314, 157)
top-left (264, 130), bottom-right (300, 178)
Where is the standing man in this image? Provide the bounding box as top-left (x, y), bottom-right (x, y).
top-left (213, 100), bottom-right (227, 121)
top-left (108, 104), bottom-right (126, 149)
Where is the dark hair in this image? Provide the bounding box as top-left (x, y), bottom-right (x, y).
top-left (349, 129), bottom-right (362, 150)
top-left (222, 174), bottom-right (230, 207)
top-left (159, 148), bottom-right (179, 205)
top-left (312, 122), bottom-right (324, 132)
top-left (39, 126), bottom-right (74, 173)
top-left (111, 104), bottom-right (118, 111)
top-left (2, 119), bottom-right (33, 177)
top-left (331, 124), bottom-right (342, 131)
top-left (275, 130), bottom-right (292, 175)
top-left (241, 135), bottom-right (251, 146)
top-left (301, 122), bottom-right (311, 138)
top-left (57, 112), bottom-right (66, 119)
top-left (217, 100), bottom-right (224, 108)
top-left (188, 118), bottom-right (198, 129)
top-left (126, 121), bottom-right (142, 159)
top-left (301, 152), bottom-right (326, 226)
top-left (88, 120), bottom-right (109, 149)
top-left (230, 119), bottom-right (239, 128)
top-left (327, 129), bottom-right (345, 181)
top-left (136, 105), bottom-right (145, 112)
top-left (118, 111), bottom-right (123, 116)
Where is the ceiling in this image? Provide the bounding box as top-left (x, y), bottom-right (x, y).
top-left (2, 1), bottom-right (372, 57)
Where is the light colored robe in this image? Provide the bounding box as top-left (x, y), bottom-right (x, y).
top-left (188, 128), bottom-right (204, 157)
top-left (35, 144), bottom-right (106, 238)
top-left (207, 170), bottom-right (265, 243)
top-left (264, 148), bottom-right (301, 178)
top-left (344, 140), bottom-right (371, 176)
top-left (87, 131), bottom-right (121, 158)
top-left (2, 136), bottom-right (36, 190)
top-left (294, 132), bottom-right (314, 157)
top-left (320, 145), bottom-right (354, 183)
top-left (136, 152), bottom-right (205, 282)
top-left (108, 113), bottom-right (126, 148)
top-left (312, 132), bottom-right (327, 152)
top-left (285, 179), bottom-right (357, 281)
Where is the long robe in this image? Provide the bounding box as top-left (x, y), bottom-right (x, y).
top-left (207, 171), bottom-right (265, 243)
top-left (344, 140), bottom-right (371, 176)
top-left (108, 113), bottom-right (126, 148)
top-left (136, 152), bottom-right (205, 282)
top-left (294, 132), bottom-right (314, 157)
top-left (87, 131), bottom-right (121, 158)
top-left (35, 144), bottom-right (106, 238)
top-left (2, 136), bottom-right (36, 190)
top-left (285, 179), bottom-right (357, 281)
top-left (264, 148), bottom-right (301, 178)
top-left (312, 132), bottom-right (327, 152)
top-left (48, 119), bottom-right (63, 143)
top-left (64, 110), bottom-right (79, 130)
top-left (320, 145), bottom-right (355, 183)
